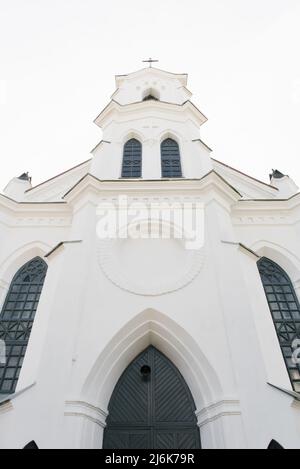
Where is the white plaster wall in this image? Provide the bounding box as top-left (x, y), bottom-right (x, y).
top-left (112, 68), bottom-right (190, 105)
top-left (0, 188), bottom-right (300, 449)
top-left (91, 114), bottom-right (212, 181)
top-left (0, 67), bottom-right (300, 450)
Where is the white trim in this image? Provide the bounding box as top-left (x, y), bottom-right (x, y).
top-left (94, 100), bottom-right (207, 128)
top-left (0, 401), bottom-right (13, 416)
top-left (0, 278), bottom-right (9, 311)
top-left (64, 401), bottom-right (108, 428)
top-left (0, 279), bottom-right (9, 290)
top-left (196, 399), bottom-right (241, 428)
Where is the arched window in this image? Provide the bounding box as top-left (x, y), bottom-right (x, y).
top-left (143, 94), bottom-right (159, 101)
top-left (161, 138), bottom-right (182, 178)
top-left (121, 139), bottom-right (142, 178)
top-left (0, 257), bottom-right (47, 395)
top-left (257, 257), bottom-right (300, 392)
top-left (142, 88), bottom-right (160, 101)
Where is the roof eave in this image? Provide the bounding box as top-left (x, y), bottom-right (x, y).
top-left (94, 99), bottom-right (207, 128)
top-left (25, 159), bottom-right (91, 194)
top-left (212, 158), bottom-right (279, 192)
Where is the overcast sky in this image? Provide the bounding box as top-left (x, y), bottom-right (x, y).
top-left (0, 0), bottom-right (299, 190)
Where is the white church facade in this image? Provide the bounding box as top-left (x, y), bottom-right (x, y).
top-left (0, 65), bottom-right (300, 449)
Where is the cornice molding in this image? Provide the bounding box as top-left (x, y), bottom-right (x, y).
top-left (94, 99), bottom-right (207, 128)
top-left (236, 193), bottom-right (300, 210)
top-left (0, 193), bottom-right (71, 228)
top-left (64, 401), bottom-right (108, 428)
top-left (0, 194), bottom-right (68, 212)
top-left (196, 399), bottom-right (241, 428)
top-left (63, 171), bottom-right (241, 206)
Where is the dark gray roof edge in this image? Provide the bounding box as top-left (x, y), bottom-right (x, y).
top-left (212, 158), bottom-right (279, 191)
top-left (45, 240), bottom-right (83, 258)
top-left (268, 383), bottom-right (300, 401)
top-left (0, 382), bottom-right (36, 407)
top-left (90, 140), bottom-right (111, 154)
top-left (221, 241), bottom-right (260, 259)
top-left (25, 159), bottom-right (91, 193)
top-left (192, 139), bottom-right (213, 152)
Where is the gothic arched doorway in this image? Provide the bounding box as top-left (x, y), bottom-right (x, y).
top-left (103, 346), bottom-right (201, 449)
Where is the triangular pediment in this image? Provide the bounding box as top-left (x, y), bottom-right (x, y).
top-left (115, 67), bottom-right (188, 88)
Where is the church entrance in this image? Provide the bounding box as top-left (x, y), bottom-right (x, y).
top-left (103, 346), bottom-right (201, 449)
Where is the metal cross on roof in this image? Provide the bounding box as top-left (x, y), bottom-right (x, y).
top-left (142, 58), bottom-right (159, 68)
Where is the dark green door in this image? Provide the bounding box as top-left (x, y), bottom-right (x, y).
top-left (103, 346), bottom-right (201, 449)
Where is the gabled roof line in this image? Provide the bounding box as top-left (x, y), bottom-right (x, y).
top-left (62, 170), bottom-right (242, 200)
top-left (115, 67), bottom-right (188, 82)
top-left (90, 140), bottom-right (111, 154)
top-left (25, 159), bottom-right (91, 193)
top-left (0, 193), bottom-right (20, 203)
top-left (113, 68), bottom-right (190, 99)
top-left (192, 139), bottom-right (213, 152)
top-left (212, 171), bottom-right (242, 196)
top-left (212, 158), bottom-right (278, 191)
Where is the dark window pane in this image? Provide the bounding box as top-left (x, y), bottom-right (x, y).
top-left (161, 139), bottom-right (182, 178)
top-left (258, 257), bottom-right (300, 392)
top-left (0, 257), bottom-right (47, 394)
top-left (121, 139), bottom-right (142, 178)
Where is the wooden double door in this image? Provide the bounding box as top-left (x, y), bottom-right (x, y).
top-left (103, 346), bottom-right (201, 449)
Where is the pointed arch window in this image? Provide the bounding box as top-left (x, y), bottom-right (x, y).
top-left (143, 94), bottom-right (159, 101)
top-left (258, 257), bottom-right (300, 392)
top-left (0, 257), bottom-right (47, 395)
top-left (161, 138), bottom-right (182, 178)
top-left (121, 139), bottom-right (142, 178)
top-left (142, 88), bottom-right (160, 102)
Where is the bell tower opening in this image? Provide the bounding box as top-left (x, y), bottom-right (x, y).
top-left (142, 88), bottom-right (160, 101)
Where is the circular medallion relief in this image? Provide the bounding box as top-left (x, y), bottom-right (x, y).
top-left (97, 235), bottom-right (205, 296)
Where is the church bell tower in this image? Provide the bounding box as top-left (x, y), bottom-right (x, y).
top-left (90, 64), bottom-right (213, 180)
